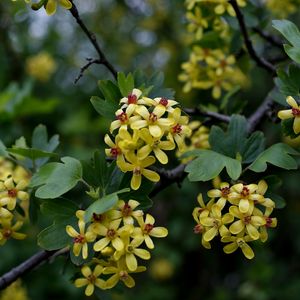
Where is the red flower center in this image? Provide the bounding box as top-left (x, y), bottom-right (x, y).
top-left (3, 229), bottom-right (12, 238)
top-left (8, 189), bottom-right (17, 198)
top-left (144, 223), bottom-right (154, 234)
top-left (149, 113), bottom-right (158, 123)
top-left (117, 112), bottom-right (128, 123)
top-left (193, 224), bottom-right (203, 234)
top-left (133, 167), bottom-right (141, 175)
top-left (128, 93), bottom-right (137, 104)
top-left (159, 97), bottom-right (168, 106)
top-left (241, 187), bottom-right (250, 197)
top-left (93, 213), bottom-right (104, 222)
top-left (110, 147), bottom-right (121, 157)
top-left (265, 217), bottom-right (273, 228)
top-left (292, 107), bottom-right (300, 116)
top-left (172, 124), bottom-right (182, 134)
top-left (107, 229), bottom-right (116, 239)
top-left (122, 203), bottom-right (132, 217)
top-left (244, 216), bottom-right (251, 224)
top-left (221, 187), bottom-right (230, 197)
top-left (74, 234), bottom-right (85, 244)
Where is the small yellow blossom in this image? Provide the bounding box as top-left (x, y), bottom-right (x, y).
top-left (44, 0), bottom-right (72, 15)
top-left (74, 265), bottom-right (106, 296)
top-left (278, 96), bottom-right (300, 135)
top-left (0, 218), bottom-right (26, 245)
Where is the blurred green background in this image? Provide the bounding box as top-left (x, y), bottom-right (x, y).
top-left (1, 1), bottom-right (300, 300)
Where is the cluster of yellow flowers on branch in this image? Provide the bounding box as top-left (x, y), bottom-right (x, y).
top-left (179, 0), bottom-right (247, 98)
top-left (0, 158), bottom-right (30, 246)
top-left (66, 199), bottom-right (168, 296)
top-left (105, 88), bottom-right (191, 190)
top-left (14, 0), bottom-right (72, 15)
top-left (193, 180), bottom-right (277, 259)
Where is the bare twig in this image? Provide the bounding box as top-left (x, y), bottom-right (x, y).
top-left (184, 107), bottom-right (231, 123)
top-left (247, 94), bottom-right (274, 132)
top-left (150, 164), bottom-right (187, 197)
top-left (69, 1), bottom-right (118, 80)
top-left (0, 248), bottom-right (69, 290)
top-left (252, 27), bottom-right (283, 50)
top-left (74, 58), bottom-right (101, 84)
top-left (228, 0), bottom-right (276, 74)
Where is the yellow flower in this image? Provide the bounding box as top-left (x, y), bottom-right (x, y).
top-left (221, 233), bottom-right (255, 259)
top-left (0, 218), bottom-right (26, 245)
top-left (93, 219), bottom-right (125, 252)
top-left (256, 207), bottom-right (277, 243)
top-left (133, 214), bottom-right (168, 249)
top-left (200, 203), bottom-right (233, 242)
top-left (228, 183), bottom-right (263, 214)
top-left (138, 128), bottom-right (175, 164)
top-left (131, 105), bottom-right (174, 138)
top-left (74, 265), bottom-right (106, 296)
top-left (66, 217), bottom-right (96, 259)
top-left (186, 7), bottom-right (208, 40)
top-left (104, 259), bottom-right (146, 289)
top-left (117, 129), bottom-right (140, 154)
top-left (168, 108), bottom-right (191, 152)
top-left (0, 158), bottom-right (14, 181)
top-left (0, 280), bottom-right (29, 300)
top-left (117, 153), bottom-right (159, 190)
top-left (229, 206), bottom-right (266, 240)
top-left (45, 0), bottom-right (72, 15)
top-left (113, 199), bottom-right (144, 225)
top-left (207, 182), bottom-right (231, 209)
top-left (0, 178), bottom-right (29, 211)
top-left (104, 134), bottom-right (123, 159)
top-left (119, 88), bottom-right (146, 113)
top-left (110, 108), bottom-right (141, 133)
top-left (278, 96), bottom-right (300, 134)
top-left (114, 234), bottom-right (151, 271)
top-left (215, 0), bottom-right (246, 17)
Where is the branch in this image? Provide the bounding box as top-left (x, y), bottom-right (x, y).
top-left (247, 94), bottom-right (274, 132)
top-left (69, 1), bottom-right (118, 80)
top-left (74, 58), bottom-right (101, 84)
top-left (183, 107), bottom-right (231, 123)
top-left (252, 27), bottom-right (284, 50)
top-left (228, 0), bottom-right (276, 74)
top-left (150, 164), bottom-right (187, 197)
top-left (0, 248), bottom-right (68, 290)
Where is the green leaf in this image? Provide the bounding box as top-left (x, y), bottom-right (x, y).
top-left (275, 65), bottom-right (300, 98)
top-left (284, 44), bottom-right (300, 64)
top-left (32, 157), bottom-right (83, 199)
top-left (0, 140), bottom-right (8, 156)
top-left (84, 189), bottom-right (129, 222)
top-left (184, 150), bottom-right (242, 181)
top-left (209, 115), bottom-right (265, 163)
top-left (117, 72), bottom-right (134, 97)
top-left (249, 143), bottom-right (300, 172)
top-left (272, 20), bottom-right (300, 48)
top-left (90, 96), bottom-right (118, 120)
top-left (7, 148), bottom-right (58, 160)
top-left (40, 198), bottom-right (78, 220)
top-left (38, 217), bottom-right (75, 250)
top-left (97, 80), bottom-right (122, 103)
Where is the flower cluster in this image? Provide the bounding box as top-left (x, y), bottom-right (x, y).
top-left (265, 0), bottom-right (299, 18)
top-left (193, 180), bottom-right (277, 259)
top-left (16, 0), bottom-right (72, 15)
top-left (180, 1), bottom-right (247, 98)
top-left (66, 199), bottom-right (168, 296)
top-left (0, 158), bottom-right (30, 246)
top-left (105, 88), bottom-right (191, 190)
top-left (177, 120), bottom-right (210, 162)
top-left (278, 96), bottom-right (300, 135)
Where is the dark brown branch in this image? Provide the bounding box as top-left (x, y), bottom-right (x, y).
top-left (228, 0), bottom-right (276, 75)
top-left (0, 248), bottom-right (68, 290)
top-left (69, 1), bottom-right (117, 80)
top-left (150, 164), bottom-right (187, 197)
top-left (183, 107), bottom-right (231, 123)
top-left (74, 58), bottom-right (101, 84)
top-left (252, 27), bottom-right (284, 50)
top-left (247, 94), bottom-right (274, 132)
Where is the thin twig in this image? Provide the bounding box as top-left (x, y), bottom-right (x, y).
top-left (74, 58), bottom-right (101, 84)
top-left (0, 248), bottom-right (69, 290)
top-left (183, 107), bottom-right (231, 123)
top-left (252, 27), bottom-right (284, 50)
top-left (150, 164), bottom-right (187, 197)
top-left (247, 94), bottom-right (274, 132)
top-left (69, 1), bottom-right (118, 80)
top-left (228, 0), bottom-right (276, 74)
